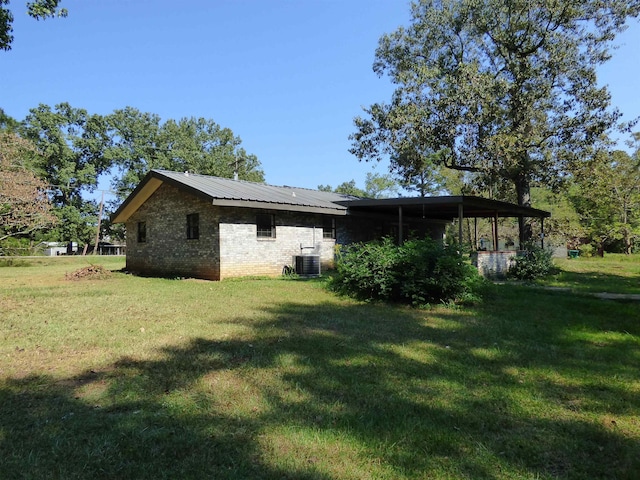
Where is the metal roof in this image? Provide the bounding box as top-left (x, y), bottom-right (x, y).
top-left (111, 169), bottom-right (358, 222)
top-left (112, 169), bottom-right (551, 224)
top-left (338, 196), bottom-right (551, 220)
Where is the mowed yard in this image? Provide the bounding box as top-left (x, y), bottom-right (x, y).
top-left (0, 255), bottom-right (638, 479)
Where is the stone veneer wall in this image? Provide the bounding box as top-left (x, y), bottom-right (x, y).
top-left (125, 184), bottom-right (221, 280)
top-left (219, 208), bottom-right (336, 279)
top-left (125, 184), bottom-right (338, 280)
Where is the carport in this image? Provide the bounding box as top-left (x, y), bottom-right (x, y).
top-left (339, 195), bottom-right (551, 249)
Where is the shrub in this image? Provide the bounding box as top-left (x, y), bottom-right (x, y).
top-left (578, 243), bottom-right (594, 257)
top-left (331, 237), bottom-right (484, 305)
top-left (508, 242), bottom-right (558, 280)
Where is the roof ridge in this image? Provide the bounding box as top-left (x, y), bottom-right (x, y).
top-left (153, 168), bottom-right (295, 190)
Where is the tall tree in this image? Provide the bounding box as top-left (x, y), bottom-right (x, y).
top-left (350, 0), bottom-right (640, 241)
top-left (393, 149), bottom-right (447, 197)
top-left (318, 180), bottom-right (367, 197)
top-left (22, 103), bottom-right (110, 207)
top-left (572, 149), bottom-right (640, 253)
top-left (364, 171), bottom-right (400, 198)
top-left (104, 107), bottom-right (164, 196)
top-left (160, 117), bottom-right (263, 182)
top-left (106, 108), bottom-right (264, 197)
top-left (0, 132), bottom-right (56, 242)
top-left (1, 0), bottom-right (67, 51)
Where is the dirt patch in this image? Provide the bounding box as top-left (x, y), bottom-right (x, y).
top-left (65, 265), bottom-right (112, 281)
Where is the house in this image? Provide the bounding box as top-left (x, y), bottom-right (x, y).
top-left (40, 241), bottom-right (78, 256)
top-left (111, 170), bottom-right (550, 280)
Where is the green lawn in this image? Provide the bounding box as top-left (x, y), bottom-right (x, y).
top-left (544, 253), bottom-right (640, 295)
top-left (0, 256), bottom-right (638, 479)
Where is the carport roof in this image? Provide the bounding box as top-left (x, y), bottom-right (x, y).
top-left (337, 196), bottom-right (551, 221)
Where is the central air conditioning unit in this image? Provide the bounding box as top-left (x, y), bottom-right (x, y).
top-left (294, 255), bottom-right (321, 277)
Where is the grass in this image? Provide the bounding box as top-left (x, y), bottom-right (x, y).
top-left (0, 255), bottom-right (639, 479)
top-left (542, 253), bottom-right (640, 295)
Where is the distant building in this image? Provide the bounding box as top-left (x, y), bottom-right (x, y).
top-left (40, 242), bottom-right (78, 256)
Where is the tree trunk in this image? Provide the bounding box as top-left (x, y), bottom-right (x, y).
top-left (515, 174), bottom-right (533, 246)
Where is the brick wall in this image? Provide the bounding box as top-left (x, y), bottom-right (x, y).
top-left (125, 184), bottom-right (221, 280)
top-left (124, 183), bottom-right (449, 281)
top-left (219, 208), bottom-right (336, 279)
top-left (125, 184), bottom-right (337, 280)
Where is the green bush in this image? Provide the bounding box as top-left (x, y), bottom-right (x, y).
top-left (578, 243), bottom-right (594, 257)
top-left (331, 237), bottom-right (484, 305)
top-left (508, 242), bottom-right (558, 280)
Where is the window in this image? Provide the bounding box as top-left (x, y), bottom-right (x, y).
top-left (137, 221), bottom-right (146, 243)
top-left (256, 213), bottom-right (276, 238)
top-left (187, 213), bottom-right (199, 240)
top-left (322, 217), bottom-right (336, 239)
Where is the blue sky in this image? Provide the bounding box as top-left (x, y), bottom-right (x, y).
top-left (2, 0), bottom-right (639, 195)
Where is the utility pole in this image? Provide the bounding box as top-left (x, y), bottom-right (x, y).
top-left (92, 190), bottom-right (105, 255)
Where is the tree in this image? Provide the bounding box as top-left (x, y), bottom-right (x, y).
top-left (1, 0), bottom-right (67, 51)
top-left (530, 186), bottom-right (584, 249)
top-left (22, 103), bottom-right (111, 207)
top-left (393, 149), bottom-right (447, 197)
top-left (318, 172), bottom-right (401, 198)
top-left (105, 108), bottom-right (265, 198)
top-left (21, 103), bottom-right (112, 249)
top-left (364, 171), bottom-right (399, 198)
top-left (572, 149), bottom-right (640, 253)
top-left (334, 180), bottom-right (367, 197)
top-left (0, 132), bottom-right (56, 243)
top-left (0, 108), bottom-right (20, 133)
top-left (350, 0), bottom-right (640, 242)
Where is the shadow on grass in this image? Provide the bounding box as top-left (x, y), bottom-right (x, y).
top-left (1, 288), bottom-right (639, 479)
top-left (548, 265), bottom-right (640, 295)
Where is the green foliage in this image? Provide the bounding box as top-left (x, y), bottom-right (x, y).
top-left (570, 149), bottom-right (640, 254)
top-left (42, 204), bottom-right (97, 245)
top-left (508, 242), bottom-right (558, 281)
top-left (16, 102), bottom-right (264, 244)
top-left (0, 236), bottom-right (33, 256)
top-left (105, 107), bottom-right (265, 198)
top-left (331, 237), bottom-right (483, 305)
top-left (21, 103), bottom-right (110, 207)
top-left (0, 108), bottom-right (19, 133)
top-left (26, 0), bottom-right (67, 19)
top-left (531, 187), bottom-right (585, 248)
top-left (318, 171), bottom-right (401, 199)
top-left (364, 171), bottom-right (399, 198)
top-left (578, 243), bottom-right (595, 257)
top-left (1, 0), bottom-right (67, 51)
top-left (351, 0), bottom-right (639, 241)
top-left (333, 179), bottom-right (367, 197)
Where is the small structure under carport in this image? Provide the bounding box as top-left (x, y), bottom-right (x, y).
top-left (338, 196), bottom-right (551, 278)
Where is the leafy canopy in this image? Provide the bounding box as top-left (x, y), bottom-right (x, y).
top-left (1, 0), bottom-right (67, 51)
top-left (0, 132), bottom-right (56, 242)
top-left (571, 149), bottom-right (640, 253)
top-left (351, 0), bottom-right (640, 214)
